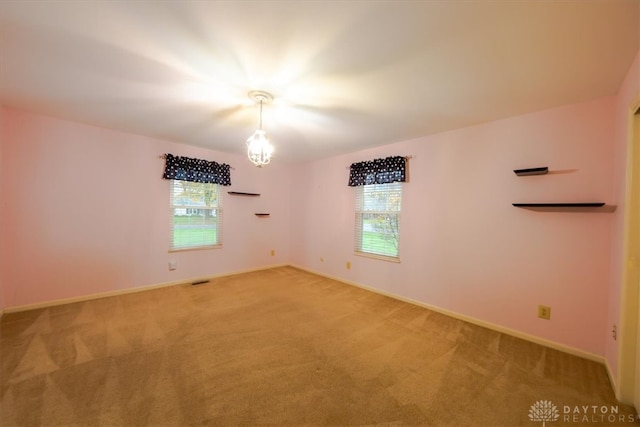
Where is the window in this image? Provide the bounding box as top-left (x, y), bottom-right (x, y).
top-left (355, 182), bottom-right (402, 260)
top-left (170, 180), bottom-right (222, 250)
top-left (163, 153), bottom-right (230, 251)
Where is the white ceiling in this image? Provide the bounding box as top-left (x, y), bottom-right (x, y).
top-left (1, 1), bottom-right (638, 163)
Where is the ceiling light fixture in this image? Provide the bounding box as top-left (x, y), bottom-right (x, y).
top-left (246, 90), bottom-right (274, 167)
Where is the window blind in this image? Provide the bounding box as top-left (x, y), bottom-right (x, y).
top-left (170, 180), bottom-right (222, 251)
top-left (355, 182), bottom-right (402, 259)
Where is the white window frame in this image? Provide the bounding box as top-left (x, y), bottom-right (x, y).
top-left (354, 182), bottom-right (402, 262)
top-left (170, 180), bottom-right (223, 251)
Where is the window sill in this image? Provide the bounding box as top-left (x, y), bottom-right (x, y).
top-left (169, 244), bottom-right (222, 253)
top-left (354, 251), bottom-right (400, 263)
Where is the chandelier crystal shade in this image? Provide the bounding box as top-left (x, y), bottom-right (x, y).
top-left (246, 91), bottom-right (274, 167)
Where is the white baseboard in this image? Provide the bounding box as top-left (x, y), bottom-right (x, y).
top-left (605, 359), bottom-right (620, 401)
top-left (291, 264), bottom-right (605, 364)
top-left (2, 263), bottom-right (289, 314)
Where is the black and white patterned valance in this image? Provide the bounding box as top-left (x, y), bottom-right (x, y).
top-left (348, 156), bottom-right (406, 186)
top-left (162, 153), bottom-right (231, 185)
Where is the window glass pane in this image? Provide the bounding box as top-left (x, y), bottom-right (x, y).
top-left (361, 213), bottom-right (400, 256)
top-left (355, 182), bottom-right (402, 259)
top-left (362, 184), bottom-right (402, 211)
top-left (170, 181), bottom-right (221, 250)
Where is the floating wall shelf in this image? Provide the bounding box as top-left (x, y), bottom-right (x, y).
top-left (228, 191), bottom-right (260, 196)
top-left (254, 213), bottom-right (270, 217)
top-left (513, 167), bottom-right (548, 176)
top-left (512, 166), bottom-right (612, 211)
top-left (512, 202), bottom-right (615, 212)
top-left (513, 203), bottom-right (605, 208)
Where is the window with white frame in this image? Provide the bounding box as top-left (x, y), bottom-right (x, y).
top-left (349, 155), bottom-right (406, 260)
top-left (162, 153), bottom-right (231, 251)
top-left (355, 181), bottom-right (402, 259)
top-left (170, 180), bottom-right (222, 250)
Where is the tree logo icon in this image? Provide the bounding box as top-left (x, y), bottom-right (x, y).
top-left (529, 400), bottom-right (559, 426)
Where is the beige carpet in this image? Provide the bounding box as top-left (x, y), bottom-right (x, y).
top-left (1, 266), bottom-right (637, 426)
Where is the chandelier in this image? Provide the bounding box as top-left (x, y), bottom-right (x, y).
top-left (246, 90), bottom-right (274, 167)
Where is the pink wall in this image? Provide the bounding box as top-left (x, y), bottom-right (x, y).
top-left (607, 49), bottom-right (640, 381)
top-left (0, 110), bottom-right (5, 311)
top-left (291, 97), bottom-right (616, 356)
top-left (0, 107), bottom-right (292, 308)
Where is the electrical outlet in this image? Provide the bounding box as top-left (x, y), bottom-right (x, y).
top-left (270, 249), bottom-right (275, 256)
top-left (168, 260), bottom-right (177, 271)
top-left (538, 305), bottom-right (551, 320)
top-left (346, 261), bottom-right (351, 270)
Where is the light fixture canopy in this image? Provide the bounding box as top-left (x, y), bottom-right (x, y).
top-left (246, 90), bottom-right (274, 167)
